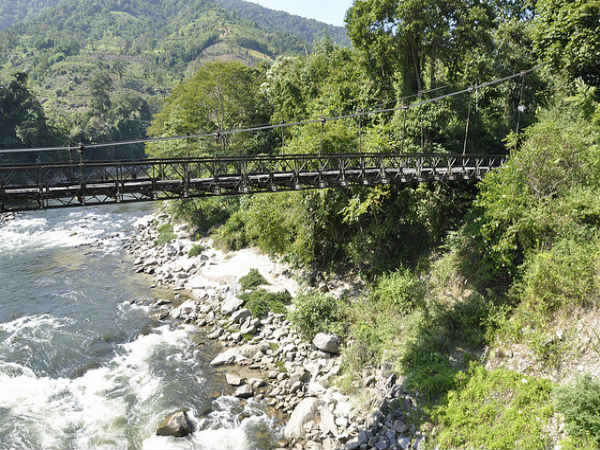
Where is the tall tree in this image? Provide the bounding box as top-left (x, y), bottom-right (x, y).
top-left (533, 0), bottom-right (600, 87)
top-left (345, 0), bottom-right (496, 97)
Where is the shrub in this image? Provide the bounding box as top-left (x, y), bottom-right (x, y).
top-left (434, 364), bottom-right (554, 449)
top-left (556, 375), bottom-right (600, 446)
top-left (373, 267), bottom-right (425, 315)
top-left (156, 223), bottom-right (175, 245)
top-left (239, 289), bottom-right (292, 318)
top-left (239, 269), bottom-right (267, 291)
top-left (188, 244), bottom-right (206, 257)
top-left (213, 210), bottom-right (248, 250)
top-left (288, 292), bottom-right (344, 339)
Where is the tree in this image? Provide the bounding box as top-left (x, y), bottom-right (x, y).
top-left (89, 71), bottom-right (113, 116)
top-left (345, 0), bottom-right (496, 97)
top-left (533, 0), bottom-right (600, 87)
top-left (147, 61), bottom-right (272, 158)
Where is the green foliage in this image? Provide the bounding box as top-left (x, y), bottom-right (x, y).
top-left (239, 269), bottom-right (267, 291)
top-left (147, 60), bottom-right (274, 158)
top-left (533, 0), bottom-right (600, 87)
top-left (169, 197), bottom-right (240, 234)
top-left (465, 96), bottom-right (600, 280)
top-left (372, 268), bottom-right (425, 315)
top-left (288, 293), bottom-right (344, 340)
top-left (434, 364), bottom-right (554, 450)
top-left (188, 244), bottom-right (206, 258)
top-left (156, 223), bottom-right (175, 245)
top-left (556, 375), bottom-right (600, 446)
top-left (239, 289), bottom-right (292, 318)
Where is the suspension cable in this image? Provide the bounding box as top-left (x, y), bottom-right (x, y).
top-left (0, 65), bottom-right (542, 155)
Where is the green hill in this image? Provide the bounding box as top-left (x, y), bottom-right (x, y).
top-left (214, 0), bottom-right (351, 48)
top-left (0, 0), bottom-right (60, 29)
top-left (0, 0), bottom-right (320, 120)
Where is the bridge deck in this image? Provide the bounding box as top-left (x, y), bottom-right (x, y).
top-left (0, 153), bottom-right (505, 212)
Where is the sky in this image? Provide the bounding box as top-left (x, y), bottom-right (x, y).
top-left (248, 0), bottom-right (355, 27)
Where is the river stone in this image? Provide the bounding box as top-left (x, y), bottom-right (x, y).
top-left (225, 373), bottom-right (243, 386)
top-left (156, 411), bottom-right (193, 437)
top-left (283, 397), bottom-right (321, 439)
top-left (221, 296), bottom-right (244, 315)
top-left (312, 333), bottom-right (341, 354)
top-left (210, 348), bottom-right (245, 366)
top-left (235, 384), bottom-right (253, 398)
top-left (230, 308), bottom-right (252, 324)
top-left (319, 406), bottom-right (338, 436)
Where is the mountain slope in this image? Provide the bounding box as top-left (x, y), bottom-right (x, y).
top-left (0, 0), bottom-right (309, 116)
top-left (0, 0), bottom-right (60, 29)
top-left (215, 0), bottom-right (351, 48)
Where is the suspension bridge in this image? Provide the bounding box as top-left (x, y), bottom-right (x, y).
top-left (0, 67), bottom-right (536, 213)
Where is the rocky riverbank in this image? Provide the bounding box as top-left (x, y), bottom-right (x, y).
top-left (125, 212), bottom-right (426, 450)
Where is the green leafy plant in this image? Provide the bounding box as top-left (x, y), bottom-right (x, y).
top-left (239, 289), bottom-right (292, 318)
top-left (188, 244), bottom-right (206, 257)
top-left (434, 364), bottom-right (554, 449)
top-left (288, 292), bottom-right (344, 339)
top-left (556, 375), bottom-right (600, 446)
top-left (239, 269), bottom-right (267, 291)
top-left (156, 223), bottom-right (176, 245)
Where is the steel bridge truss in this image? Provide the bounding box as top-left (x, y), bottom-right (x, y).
top-left (0, 153), bottom-right (506, 212)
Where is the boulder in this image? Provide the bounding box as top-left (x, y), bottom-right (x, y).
top-left (312, 333), bottom-right (341, 354)
top-left (230, 308), bottom-right (252, 324)
top-left (210, 348), bottom-right (246, 366)
top-left (156, 411), bottom-right (193, 437)
top-left (221, 296), bottom-right (244, 315)
top-left (284, 397), bottom-right (321, 439)
top-left (225, 373), bottom-right (243, 386)
top-left (235, 384), bottom-right (253, 399)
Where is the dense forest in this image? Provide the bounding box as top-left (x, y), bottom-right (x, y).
top-left (0, 0), bottom-right (346, 162)
top-left (3, 0), bottom-right (600, 447)
top-left (145, 0), bottom-right (600, 448)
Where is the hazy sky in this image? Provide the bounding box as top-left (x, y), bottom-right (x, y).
top-left (248, 0), bottom-right (355, 27)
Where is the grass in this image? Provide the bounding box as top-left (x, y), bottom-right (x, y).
top-left (239, 289), bottom-right (291, 318)
top-left (556, 375), bottom-right (600, 447)
top-left (156, 223), bottom-right (176, 245)
top-left (288, 292), bottom-right (344, 340)
top-left (239, 268), bottom-right (267, 291)
top-left (188, 244), bottom-right (206, 257)
top-left (433, 364), bottom-right (555, 449)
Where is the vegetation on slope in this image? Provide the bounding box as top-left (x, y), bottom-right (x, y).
top-left (214, 0), bottom-right (351, 48)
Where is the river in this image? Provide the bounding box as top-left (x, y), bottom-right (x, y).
top-left (0, 204), bottom-right (276, 450)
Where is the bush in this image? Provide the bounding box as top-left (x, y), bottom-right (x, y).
top-left (239, 289), bottom-right (292, 318)
top-left (556, 375), bottom-right (600, 446)
top-left (288, 292), bottom-right (344, 339)
top-left (214, 210), bottom-right (248, 250)
top-left (239, 269), bottom-right (267, 291)
top-left (373, 267), bottom-right (425, 315)
top-left (434, 364), bottom-right (554, 449)
top-left (156, 223), bottom-right (175, 245)
top-left (188, 244), bottom-right (206, 257)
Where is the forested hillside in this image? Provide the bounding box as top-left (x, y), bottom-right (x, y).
top-left (0, 0), bottom-right (332, 158)
top-left (0, 0), bottom-right (60, 29)
top-left (215, 0), bottom-right (350, 48)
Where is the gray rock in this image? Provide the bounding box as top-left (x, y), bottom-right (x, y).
top-left (284, 397), bottom-right (321, 439)
top-left (235, 384), bottom-right (254, 399)
top-left (345, 440), bottom-right (360, 450)
top-left (230, 308), bottom-right (252, 324)
top-left (312, 333), bottom-right (341, 354)
top-left (156, 411), bottom-right (193, 437)
top-left (221, 296), bottom-right (244, 315)
top-left (319, 406), bottom-right (338, 436)
top-left (225, 373), bottom-right (243, 386)
top-left (397, 436), bottom-right (411, 449)
top-left (210, 348), bottom-right (246, 366)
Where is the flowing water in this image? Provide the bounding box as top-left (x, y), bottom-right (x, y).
top-left (0, 205), bottom-right (276, 450)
